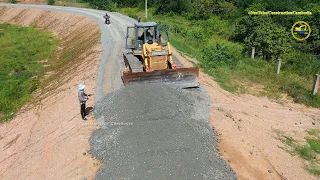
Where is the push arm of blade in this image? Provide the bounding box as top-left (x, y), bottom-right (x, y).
top-left (167, 42), bottom-right (176, 69)
top-left (167, 42), bottom-right (172, 55)
top-left (143, 44), bottom-right (149, 70)
top-left (143, 44), bottom-right (147, 57)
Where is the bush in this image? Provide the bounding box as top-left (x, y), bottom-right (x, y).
top-left (282, 51), bottom-right (320, 76)
top-left (47, 0), bottom-right (55, 5)
top-left (280, 82), bottom-right (320, 107)
top-left (128, 13), bottom-right (138, 19)
top-left (200, 43), bottom-right (240, 69)
top-left (199, 16), bottom-right (231, 38)
top-left (154, 0), bottom-right (191, 15)
top-left (9, 0), bottom-right (17, 4)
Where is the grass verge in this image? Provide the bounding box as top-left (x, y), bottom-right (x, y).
top-left (55, 0), bottom-right (89, 8)
top-left (276, 129), bottom-right (320, 176)
top-left (0, 23), bottom-right (58, 122)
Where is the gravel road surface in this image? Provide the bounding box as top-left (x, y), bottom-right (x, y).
top-left (92, 83), bottom-right (236, 179)
top-left (0, 4), bottom-right (236, 179)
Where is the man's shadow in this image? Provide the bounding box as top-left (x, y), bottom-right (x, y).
top-left (85, 107), bottom-right (93, 116)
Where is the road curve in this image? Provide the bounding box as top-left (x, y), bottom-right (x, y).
top-left (0, 4), bottom-right (236, 179)
top-left (0, 3), bottom-right (136, 102)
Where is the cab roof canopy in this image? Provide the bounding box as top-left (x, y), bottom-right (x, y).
top-left (135, 22), bottom-right (157, 28)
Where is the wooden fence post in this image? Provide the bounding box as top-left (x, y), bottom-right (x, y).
top-left (276, 56), bottom-right (281, 74)
top-left (251, 47), bottom-right (255, 59)
top-left (312, 74), bottom-right (320, 95)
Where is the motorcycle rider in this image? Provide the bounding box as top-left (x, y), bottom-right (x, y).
top-left (104, 12), bottom-right (110, 24)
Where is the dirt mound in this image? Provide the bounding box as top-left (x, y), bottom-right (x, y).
top-left (0, 7), bottom-right (102, 179)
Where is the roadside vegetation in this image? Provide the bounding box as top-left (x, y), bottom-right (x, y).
top-left (277, 129), bottom-right (320, 176)
top-left (83, 0), bottom-right (320, 108)
top-left (0, 23), bottom-right (58, 122)
top-left (54, 0), bottom-right (89, 8)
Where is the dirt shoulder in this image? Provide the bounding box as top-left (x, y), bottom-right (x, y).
top-left (0, 0), bottom-right (45, 4)
top-left (0, 7), bottom-right (102, 179)
top-left (172, 48), bottom-right (320, 180)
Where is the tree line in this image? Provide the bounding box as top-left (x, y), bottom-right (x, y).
top-left (84, 0), bottom-right (320, 62)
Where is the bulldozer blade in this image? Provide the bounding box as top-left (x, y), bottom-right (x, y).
top-left (122, 67), bottom-right (199, 88)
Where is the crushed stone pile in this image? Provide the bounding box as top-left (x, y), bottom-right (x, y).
top-left (90, 83), bottom-right (236, 180)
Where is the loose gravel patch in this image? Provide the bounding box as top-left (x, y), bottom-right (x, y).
top-left (90, 83), bottom-right (236, 180)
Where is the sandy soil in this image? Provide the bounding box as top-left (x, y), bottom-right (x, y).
top-left (172, 48), bottom-right (320, 180)
top-left (0, 0), bottom-right (45, 4)
top-left (0, 7), bottom-right (102, 179)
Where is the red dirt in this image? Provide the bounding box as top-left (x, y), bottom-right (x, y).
top-left (0, 7), bottom-right (102, 179)
top-left (0, 0), bottom-right (45, 4)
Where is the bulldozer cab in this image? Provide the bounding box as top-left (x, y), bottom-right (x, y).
top-left (126, 22), bottom-right (169, 50)
top-left (123, 22), bottom-right (199, 88)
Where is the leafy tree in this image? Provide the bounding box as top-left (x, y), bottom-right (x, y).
top-left (154, 0), bottom-right (191, 15)
top-left (88, 0), bottom-right (115, 10)
top-left (188, 0), bottom-right (221, 20)
top-left (219, 1), bottom-right (242, 20)
top-left (235, 0), bottom-right (254, 10)
top-left (233, 16), bottom-right (290, 60)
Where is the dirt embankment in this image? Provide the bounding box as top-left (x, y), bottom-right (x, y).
top-left (0, 7), bottom-right (102, 179)
top-left (173, 48), bottom-right (320, 180)
top-left (0, 0), bottom-right (45, 4)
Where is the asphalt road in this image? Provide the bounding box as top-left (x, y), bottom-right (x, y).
top-left (0, 4), bottom-right (236, 179)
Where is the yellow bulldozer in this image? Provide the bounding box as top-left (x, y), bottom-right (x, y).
top-left (122, 22), bottom-right (199, 88)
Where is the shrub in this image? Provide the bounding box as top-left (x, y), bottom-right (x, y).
top-left (47, 0), bottom-right (55, 5)
top-left (200, 43), bottom-right (240, 69)
top-left (9, 0), bottom-right (17, 4)
top-left (128, 13), bottom-right (138, 20)
top-left (282, 51), bottom-right (320, 76)
top-left (280, 82), bottom-right (320, 107)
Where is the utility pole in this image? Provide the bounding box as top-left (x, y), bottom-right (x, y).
top-left (145, 0), bottom-right (148, 18)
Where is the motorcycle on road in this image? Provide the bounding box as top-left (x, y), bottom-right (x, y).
top-left (104, 14), bottom-right (110, 25)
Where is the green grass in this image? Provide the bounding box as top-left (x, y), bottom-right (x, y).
top-left (283, 136), bottom-right (297, 146)
top-left (0, 23), bottom-right (58, 122)
top-left (307, 139), bottom-right (320, 154)
top-left (276, 130), bottom-right (320, 176)
top-left (309, 165), bottom-right (320, 176)
top-left (54, 0), bottom-right (89, 8)
top-left (295, 145), bottom-right (317, 160)
top-left (308, 129), bottom-right (320, 138)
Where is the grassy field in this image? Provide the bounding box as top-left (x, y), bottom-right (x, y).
top-left (54, 0), bottom-right (89, 8)
top-left (0, 23), bottom-right (58, 122)
top-left (117, 8), bottom-right (320, 107)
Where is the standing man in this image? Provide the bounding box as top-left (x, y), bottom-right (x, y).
top-left (78, 84), bottom-right (88, 120)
